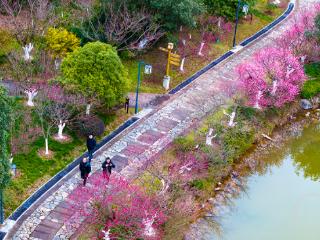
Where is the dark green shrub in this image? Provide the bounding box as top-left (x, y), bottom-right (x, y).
top-left (190, 179), bottom-right (205, 190)
top-left (222, 126), bottom-right (254, 163)
top-left (72, 115), bottom-right (105, 137)
top-left (237, 106), bottom-right (256, 121)
top-left (203, 0), bottom-right (257, 20)
top-left (305, 63), bottom-right (320, 77)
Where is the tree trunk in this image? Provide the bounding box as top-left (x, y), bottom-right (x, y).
top-left (57, 120), bottom-right (66, 139)
top-left (180, 57), bottom-right (186, 72)
top-left (271, 80), bottom-right (278, 95)
top-left (223, 109), bottom-right (237, 127)
top-left (9, 154), bottom-right (13, 164)
top-left (198, 42), bottom-right (205, 56)
top-left (45, 138), bottom-right (49, 155)
top-left (54, 59), bottom-right (61, 70)
top-left (228, 111), bottom-right (236, 127)
top-left (86, 103), bottom-right (91, 115)
top-left (206, 128), bottom-right (215, 145)
top-left (26, 90), bottom-right (37, 107)
top-left (255, 90), bottom-right (262, 109)
top-left (143, 215), bottom-right (156, 236)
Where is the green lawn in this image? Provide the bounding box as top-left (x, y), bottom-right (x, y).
top-left (124, 0), bottom-right (288, 94)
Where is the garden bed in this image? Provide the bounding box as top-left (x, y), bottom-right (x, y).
top-left (3, 105), bottom-right (134, 217)
top-left (125, 0), bottom-right (289, 94)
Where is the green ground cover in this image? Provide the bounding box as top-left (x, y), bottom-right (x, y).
top-left (301, 62), bottom-right (320, 99)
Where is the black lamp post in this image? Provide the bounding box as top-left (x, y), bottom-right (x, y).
top-left (135, 61), bottom-right (152, 114)
top-left (233, 0), bottom-right (242, 48)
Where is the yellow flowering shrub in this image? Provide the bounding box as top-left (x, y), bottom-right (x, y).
top-left (45, 27), bottom-right (80, 59)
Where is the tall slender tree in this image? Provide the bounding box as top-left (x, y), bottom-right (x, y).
top-left (0, 86), bottom-right (12, 224)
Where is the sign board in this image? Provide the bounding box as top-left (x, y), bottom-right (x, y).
top-left (170, 60), bottom-right (180, 66)
top-left (159, 47), bottom-right (169, 52)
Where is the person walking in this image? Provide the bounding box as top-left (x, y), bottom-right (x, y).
top-left (125, 97), bottom-right (130, 114)
top-left (102, 157), bottom-right (115, 182)
top-left (79, 157), bottom-right (91, 186)
top-left (86, 134), bottom-right (96, 161)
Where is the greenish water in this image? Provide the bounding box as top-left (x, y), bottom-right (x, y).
top-left (208, 124), bottom-right (320, 240)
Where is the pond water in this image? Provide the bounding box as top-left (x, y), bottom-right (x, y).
top-left (201, 124), bottom-right (320, 240)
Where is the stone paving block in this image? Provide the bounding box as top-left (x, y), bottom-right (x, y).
top-left (48, 210), bottom-right (71, 222)
top-left (111, 155), bottom-right (129, 172)
top-left (31, 223), bottom-right (58, 240)
top-left (40, 219), bottom-right (63, 229)
top-left (31, 230), bottom-right (52, 240)
top-left (54, 206), bottom-right (73, 217)
top-left (155, 118), bottom-right (179, 132)
top-left (170, 108), bottom-right (192, 121)
top-left (137, 130), bottom-right (164, 144)
top-left (56, 201), bottom-right (71, 209)
top-left (120, 143), bottom-right (147, 156)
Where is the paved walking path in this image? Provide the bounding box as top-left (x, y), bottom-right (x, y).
top-left (4, 0), bottom-right (317, 239)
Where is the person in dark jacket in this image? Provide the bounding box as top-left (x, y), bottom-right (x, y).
top-left (79, 157), bottom-right (91, 186)
top-left (125, 97), bottom-right (130, 114)
top-left (102, 157), bottom-right (115, 182)
top-left (86, 134), bottom-right (96, 161)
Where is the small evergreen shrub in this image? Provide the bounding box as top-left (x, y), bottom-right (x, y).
top-left (222, 126), bottom-right (255, 163)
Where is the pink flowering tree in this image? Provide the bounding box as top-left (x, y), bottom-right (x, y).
top-left (237, 47), bottom-right (306, 109)
top-left (276, 5), bottom-right (320, 61)
top-left (68, 174), bottom-right (166, 240)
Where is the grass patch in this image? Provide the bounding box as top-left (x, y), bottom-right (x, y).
top-left (4, 132), bottom-right (84, 215)
top-left (301, 62), bottom-right (320, 99)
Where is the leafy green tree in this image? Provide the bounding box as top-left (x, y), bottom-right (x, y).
top-left (145, 0), bottom-right (204, 30)
top-left (203, 0), bottom-right (257, 20)
top-left (45, 27), bottom-right (80, 59)
top-left (129, 0), bottom-right (204, 30)
top-left (0, 86), bottom-right (12, 223)
top-left (60, 42), bottom-right (129, 110)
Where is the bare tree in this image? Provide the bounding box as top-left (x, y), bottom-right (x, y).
top-left (46, 85), bottom-right (86, 139)
top-left (5, 49), bottom-right (54, 107)
top-left (79, 0), bottom-right (164, 51)
top-left (34, 85), bottom-right (56, 155)
top-left (0, 0), bottom-right (56, 44)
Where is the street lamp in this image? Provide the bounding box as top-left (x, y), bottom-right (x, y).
top-left (135, 61), bottom-right (152, 114)
top-left (233, 1), bottom-right (249, 47)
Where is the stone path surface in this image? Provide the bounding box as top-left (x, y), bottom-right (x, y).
top-left (127, 92), bottom-right (170, 109)
top-left (5, 0), bottom-right (317, 239)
